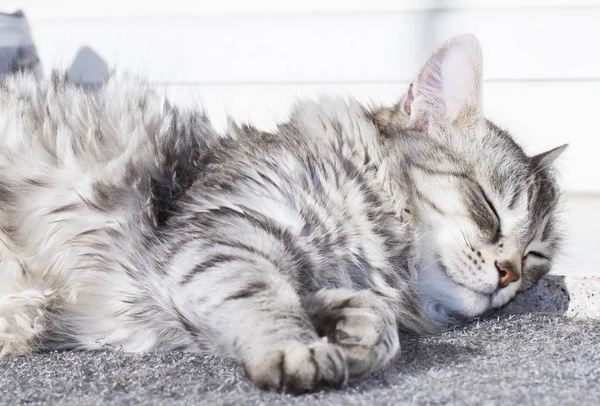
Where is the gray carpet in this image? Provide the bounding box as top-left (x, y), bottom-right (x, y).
top-left (1, 314), bottom-right (599, 405)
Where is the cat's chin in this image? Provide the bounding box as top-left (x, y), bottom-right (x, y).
top-left (418, 262), bottom-right (493, 324)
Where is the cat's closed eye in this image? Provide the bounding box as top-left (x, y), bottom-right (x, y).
top-left (479, 186), bottom-right (501, 242)
top-left (524, 226), bottom-right (552, 262)
top-left (524, 250), bottom-right (549, 261)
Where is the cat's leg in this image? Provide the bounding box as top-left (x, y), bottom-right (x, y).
top-left (303, 289), bottom-right (400, 379)
top-left (186, 270), bottom-right (349, 394)
top-left (0, 245), bottom-right (48, 356)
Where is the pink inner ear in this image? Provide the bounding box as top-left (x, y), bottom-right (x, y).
top-left (403, 83), bottom-right (414, 115)
top-left (406, 35), bottom-right (483, 127)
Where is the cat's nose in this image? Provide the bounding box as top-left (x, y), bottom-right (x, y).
top-left (495, 261), bottom-right (520, 287)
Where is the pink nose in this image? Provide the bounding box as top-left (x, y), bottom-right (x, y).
top-left (495, 261), bottom-right (520, 287)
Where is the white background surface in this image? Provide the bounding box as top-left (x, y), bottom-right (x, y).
top-left (2, 0), bottom-right (599, 275)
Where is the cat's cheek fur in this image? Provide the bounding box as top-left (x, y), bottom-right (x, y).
top-left (416, 201), bottom-right (498, 290)
top-left (437, 229), bottom-right (498, 290)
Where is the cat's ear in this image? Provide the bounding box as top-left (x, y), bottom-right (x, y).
top-left (403, 34), bottom-right (483, 130)
top-left (531, 144), bottom-right (569, 169)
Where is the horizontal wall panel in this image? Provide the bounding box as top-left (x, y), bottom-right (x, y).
top-left (552, 195), bottom-right (600, 276)
top-left (27, 8), bottom-right (600, 83)
top-left (7, 1), bottom-right (600, 21)
top-left (31, 15), bottom-right (422, 83)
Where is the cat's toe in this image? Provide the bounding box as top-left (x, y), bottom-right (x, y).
top-left (281, 342), bottom-right (348, 394)
top-left (245, 341), bottom-right (348, 394)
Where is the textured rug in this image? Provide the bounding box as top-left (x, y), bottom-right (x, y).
top-left (2, 314), bottom-right (599, 406)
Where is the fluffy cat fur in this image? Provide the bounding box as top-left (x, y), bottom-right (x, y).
top-left (0, 35), bottom-right (565, 393)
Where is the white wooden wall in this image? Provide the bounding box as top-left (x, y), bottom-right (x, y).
top-left (3, 0), bottom-right (600, 274)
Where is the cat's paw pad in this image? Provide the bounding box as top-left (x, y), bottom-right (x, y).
top-left (246, 341), bottom-right (348, 394)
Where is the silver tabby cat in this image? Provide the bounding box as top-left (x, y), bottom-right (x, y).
top-left (0, 35), bottom-right (566, 393)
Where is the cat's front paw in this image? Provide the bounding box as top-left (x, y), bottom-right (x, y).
top-left (245, 341), bottom-right (348, 394)
top-left (320, 293), bottom-right (400, 379)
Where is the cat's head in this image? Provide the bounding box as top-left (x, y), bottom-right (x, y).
top-left (389, 35), bottom-right (566, 323)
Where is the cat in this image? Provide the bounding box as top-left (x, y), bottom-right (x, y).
top-left (0, 34), bottom-right (566, 393)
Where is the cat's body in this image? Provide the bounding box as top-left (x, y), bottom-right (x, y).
top-left (0, 35), bottom-right (565, 393)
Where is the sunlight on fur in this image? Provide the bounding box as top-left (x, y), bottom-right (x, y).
top-left (0, 34), bottom-right (565, 393)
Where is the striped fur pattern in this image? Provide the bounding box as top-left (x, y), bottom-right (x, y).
top-left (0, 35), bottom-right (565, 393)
